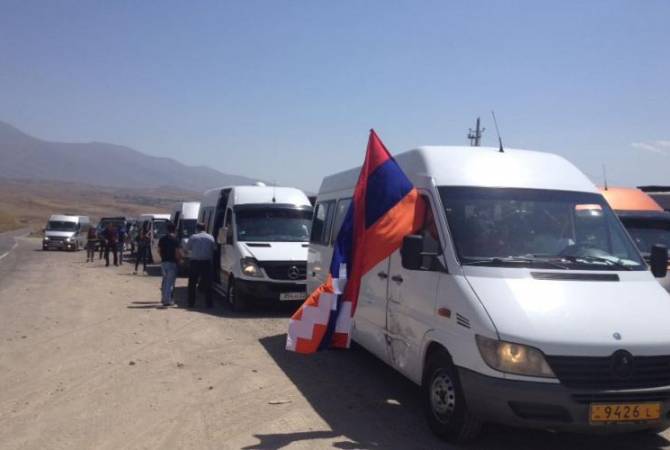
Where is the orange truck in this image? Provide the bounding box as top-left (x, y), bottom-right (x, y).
top-left (601, 187), bottom-right (670, 292)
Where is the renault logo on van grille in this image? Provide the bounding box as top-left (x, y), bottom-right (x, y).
top-left (287, 265), bottom-right (301, 280)
top-left (611, 350), bottom-right (634, 379)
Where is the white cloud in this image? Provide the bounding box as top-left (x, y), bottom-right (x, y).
top-left (632, 140), bottom-right (670, 156)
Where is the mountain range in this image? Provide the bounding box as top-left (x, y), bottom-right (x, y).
top-left (0, 121), bottom-right (258, 192)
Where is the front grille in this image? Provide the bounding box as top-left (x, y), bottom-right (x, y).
top-left (572, 391), bottom-right (670, 404)
top-left (48, 236), bottom-right (66, 242)
top-left (258, 261), bottom-right (307, 281)
top-left (546, 354), bottom-right (670, 389)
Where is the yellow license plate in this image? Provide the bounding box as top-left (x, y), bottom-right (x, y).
top-left (590, 403), bottom-right (661, 423)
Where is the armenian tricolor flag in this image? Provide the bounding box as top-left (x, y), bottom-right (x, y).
top-left (286, 130), bottom-right (425, 354)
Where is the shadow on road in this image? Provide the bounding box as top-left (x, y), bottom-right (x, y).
top-left (125, 286), bottom-right (299, 319)
top-left (257, 333), bottom-right (670, 450)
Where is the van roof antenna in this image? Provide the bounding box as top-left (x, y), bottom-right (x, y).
top-left (272, 180), bottom-right (276, 203)
top-left (491, 111), bottom-right (504, 153)
top-left (602, 164), bottom-right (609, 190)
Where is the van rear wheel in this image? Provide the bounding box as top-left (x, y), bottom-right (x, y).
top-left (422, 350), bottom-right (481, 443)
top-left (227, 278), bottom-right (247, 312)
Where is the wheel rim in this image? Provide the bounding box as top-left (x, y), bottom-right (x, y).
top-left (430, 369), bottom-right (456, 423)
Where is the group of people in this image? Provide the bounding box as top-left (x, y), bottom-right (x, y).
top-left (85, 223), bottom-right (127, 266)
top-left (84, 219), bottom-right (216, 308)
top-left (156, 222), bottom-right (215, 308)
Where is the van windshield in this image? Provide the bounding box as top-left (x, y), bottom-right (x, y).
top-left (236, 208), bottom-right (312, 242)
top-left (180, 219), bottom-right (197, 237)
top-left (620, 217), bottom-right (670, 256)
top-left (153, 220), bottom-right (169, 238)
top-left (439, 187), bottom-right (645, 271)
top-left (47, 221), bottom-right (77, 231)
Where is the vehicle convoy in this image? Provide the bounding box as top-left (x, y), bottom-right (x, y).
top-left (601, 187), bottom-right (670, 293)
top-left (138, 213), bottom-right (171, 263)
top-left (43, 214), bottom-right (91, 251)
top-left (199, 184), bottom-right (312, 311)
top-left (171, 202), bottom-right (200, 273)
top-left (308, 146), bottom-right (670, 442)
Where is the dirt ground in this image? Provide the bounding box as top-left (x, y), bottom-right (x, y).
top-left (1, 236), bottom-right (670, 450)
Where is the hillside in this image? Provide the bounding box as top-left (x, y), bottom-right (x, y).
top-left (0, 178), bottom-right (199, 233)
top-left (0, 121), bottom-right (258, 192)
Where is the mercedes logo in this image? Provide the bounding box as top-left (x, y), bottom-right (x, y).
top-left (287, 265), bottom-right (301, 280)
top-left (611, 350), bottom-right (634, 379)
top-left (613, 332), bottom-right (622, 341)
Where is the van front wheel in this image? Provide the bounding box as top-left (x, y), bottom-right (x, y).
top-left (227, 278), bottom-right (247, 312)
top-left (422, 350), bottom-right (481, 443)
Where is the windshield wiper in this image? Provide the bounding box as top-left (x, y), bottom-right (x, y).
top-left (558, 255), bottom-right (634, 271)
top-left (464, 256), bottom-right (569, 270)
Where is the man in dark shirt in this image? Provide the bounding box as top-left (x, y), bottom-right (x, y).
top-left (103, 223), bottom-right (118, 267)
top-left (158, 222), bottom-right (181, 307)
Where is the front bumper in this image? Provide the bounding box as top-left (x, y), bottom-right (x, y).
top-left (235, 278), bottom-right (306, 303)
top-left (43, 240), bottom-right (76, 250)
top-left (459, 367), bottom-right (670, 432)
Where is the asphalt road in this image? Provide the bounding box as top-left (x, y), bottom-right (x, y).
top-left (1, 237), bottom-right (669, 449)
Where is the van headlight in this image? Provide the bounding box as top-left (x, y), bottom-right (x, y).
top-left (44, 236), bottom-right (49, 241)
top-left (240, 258), bottom-right (263, 278)
top-left (66, 237), bottom-right (72, 242)
top-left (476, 335), bottom-right (555, 378)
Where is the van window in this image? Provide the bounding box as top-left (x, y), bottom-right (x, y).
top-left (440, 187), bottom-right (645, 270)
top-left (47, 221), bottom-right (78, 231)
top-left (236, 207), bottom-right (312, 242)
top-left (330, 198), bottom-right (352, 244)
top-left (311, 201), bottom-right (335, 245)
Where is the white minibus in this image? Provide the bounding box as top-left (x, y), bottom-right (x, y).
top-left (308, 146), bottom-right (670, 442)
top-left (43, 214), bottom-right (91, 251)
top-left (199, 185), bottom-right (312, 311)
top-left (171, 202), bottom-right (200, 273)
top-left (138, 213), bottom-right (171, 263)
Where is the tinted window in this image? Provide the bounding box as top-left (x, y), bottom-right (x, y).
top-left (330, 198), bottom-right (352, 244)
top-left (439, 187), bottom-right (644, 270)
top-left (310, 201), bottom-right (335, 245)
top-left (236, 208), bottom-right (312, 242)
top-left (621, 218), bottom-right (670, 255)
top-left (47, 221), bottom-right (77, 231)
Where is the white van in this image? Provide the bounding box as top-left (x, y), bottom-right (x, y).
top-left (138, 213), bottom-right (171, 263)
top-left (308, 146), bottom-right (670, 441)
top-left (43, 214), bottom-right (91, 251)
top-left (199, 185), bottom-right (312, 311)
top-left (171, 202), bottom-right (200, 273)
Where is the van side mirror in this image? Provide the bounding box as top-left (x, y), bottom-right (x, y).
top-left (650, 244), bottom-right (669, 278)
top-left (401, 235), bottom-right (423, 270)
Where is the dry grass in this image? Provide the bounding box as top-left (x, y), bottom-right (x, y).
top-left (0, 211), bottom-right (20, 233)
top-left (0, 178), bottom-right (200, 234)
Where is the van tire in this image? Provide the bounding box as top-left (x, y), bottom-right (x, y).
top-left (227, 277), bottom-right (247, 312)
top-left (422, 349), bottom-right (481, 443)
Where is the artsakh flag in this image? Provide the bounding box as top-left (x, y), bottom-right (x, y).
top-left (286, 130), bottom-right (425, 354)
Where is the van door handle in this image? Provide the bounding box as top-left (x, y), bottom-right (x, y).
top-left (391, 275), bottom-right (404, 284)
top-left (377, 271), bottom-right (388, 279)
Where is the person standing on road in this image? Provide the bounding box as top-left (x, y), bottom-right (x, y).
top-left (116, 224), bottom-right (126, 266)
top-left (103, 223), bottom-right (118, 267)
top-left (86, 226), bottom-right (98, 262)
top-left (185, 223), bottom-right (215, 309)
top-left (158, 222), bottom-right (181, 307)
top-left (134, 222), bottom-right (151, 274)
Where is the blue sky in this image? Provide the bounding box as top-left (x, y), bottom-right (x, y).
top-left (1, 0), bottom-right (669, 191)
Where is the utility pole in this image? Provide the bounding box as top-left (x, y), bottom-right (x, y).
top-left (468, 117), bottom-right (484, 146)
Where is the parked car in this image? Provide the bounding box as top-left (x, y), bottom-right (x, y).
top-left (601, 187), bottom-right (670, 292)
top-left (309, 145), bottom-right (670, 442)
top-left (199, 185), bottom-right (312, 311)
top-left (43, 214), bottom-right (91, 251)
